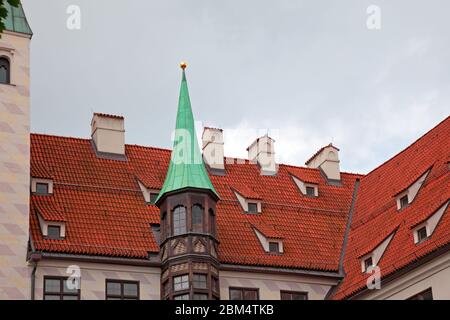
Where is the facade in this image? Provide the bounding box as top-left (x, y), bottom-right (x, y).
top-left (0, 4), bottom-right (449, 300)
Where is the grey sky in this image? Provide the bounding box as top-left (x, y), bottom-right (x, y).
top-left (23, 0), bottom-right (450, 173)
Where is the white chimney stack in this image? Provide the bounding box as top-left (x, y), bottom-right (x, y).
top-left (202, 127), bottom-right (225, 173)
top-left (306, 143), bottom-right (341, 182)
top-left (247, 135), bottom-right (277, 175)
top-left (91, 113), bottom-right (125, 156)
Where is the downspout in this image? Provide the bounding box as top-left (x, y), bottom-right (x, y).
top-left (29, 252), bottom-right (42, 300)
top-left (325, 178), bottom-right (360, 299)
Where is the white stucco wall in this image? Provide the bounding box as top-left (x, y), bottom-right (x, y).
top-left (357, 251), bottom-right (450, 300)
top-left (219, 270), bottom-right (338, 300)
top-left (34, 259), bottom-right (161, 300)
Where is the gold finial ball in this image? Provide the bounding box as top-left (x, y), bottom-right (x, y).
top-left (180, 61), bottom-right (188, 70)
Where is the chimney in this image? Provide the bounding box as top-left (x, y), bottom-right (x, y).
top-left (247, 135), bottom-right (277, 175)
top-left (202, 127), bottom-right (225, 173)
top-left (306, 143), bottom-right (341, 182)
top-left (91, 113), bottom-right (125, 156)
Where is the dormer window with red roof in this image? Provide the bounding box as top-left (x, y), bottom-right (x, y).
top-left (31, 178), bottom-right (54, 195)
top-left (291, 175), bottom-right (319, 198)
top-left (232, 189), bottom-right (262, 214)
top-left (396, 169), bottom-right (430, 211)
top-left (252, 223), bottom-right (284, 254)
top-left (412, 201), bottom-right (448, 245)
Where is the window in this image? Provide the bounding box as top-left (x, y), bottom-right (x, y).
top-left (0, 57), bottom-right (10, 84)
top-left (229, 287), bottom-right (259, 300)
top-left (36, 183), bottom-right (49, 195)
top-left (174, 294), bottom-right (189, 300)
top-left (280, 291), bottom-right (308, 300)
top-left (247, 203), bottom-right (258, 213)
top-left (192, 205), bottom-right (204, 233)
top-left (173, 206), bottom-right (187, 236)
top-left (47, 225), bottom-right (61, 239)
top-left (269, 242), bottom-right (280, 253)
top-left (212, 277), bottom-right (219, 293)
top-left (209, 209), bottom-right (216, 236)
top-left (43, 277), bottom-right (80, 300)
top-left (105, 280), bottom-right (139, 300)
top-left (400, 194), bottom-right (409, 209)
top-left (417, 226), bottom-right (428, 243)
top-left (305, 186), bottom-right (316, 197)
top-left (193, 274), bottom-right (207, 289)
top-left (149, 193), bottom-right (159, 204)
top-left (364, 257), bottom-right (373, 271)
top-left (173, 274), bottom-right (189, 291)
top-left (193, 293), bottom-right (208, 300)
top-left (407, 288), bottom-right (433, 300)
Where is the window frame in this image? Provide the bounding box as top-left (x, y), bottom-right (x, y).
top-left (105, 279), bottom-right (140, 300)
top-left (399, 194), bottom-right (409, 209)
top-left (172, 206), bottom-right (187, 236)
top-left (305, 186), bottom-right (316, 197)
top-left (364, 256), bottom-right (374, 272)
top-left (229, 287), bottom-right (259, 300)
top-left (247, 202), bottom-right (258, 214)
top-left (192, 273), bottom-right (207, 289)
top-left (47, 225), bottom-right (61, 240)
top-left (173, 274), bottom-right (189, 292)
top-left (35, 182), bottom-right (49, 195)
top-left (0, 56), bottom-right (10, 85)
top-left (416, 226), bottom-right (428, 243)
top-left (280, 290), bottom-right (308, 300)
top-left (192, 204), bottom-right (204, 233)
top-left (268, 241), bottom-right (280, 254)
top-left (43, 276), bottom-right (80, 300)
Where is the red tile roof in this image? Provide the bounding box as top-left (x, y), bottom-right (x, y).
top-left (29, 134), bottom-right (360, 271)
top-left (29, 115), bottom-right (449, 285)
top-left (332, 116), bottom-right (450, 299)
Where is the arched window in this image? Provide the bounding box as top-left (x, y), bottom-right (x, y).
top-left (0, 57), bottom-right (10, 84)
top-left (172, 206), bottom-right (186, 236)
top-left (192, 205), bottom-right (203, 233)
top-left (209, 209), bottom-right (216, 236)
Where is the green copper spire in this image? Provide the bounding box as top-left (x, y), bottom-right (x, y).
top-left (156, 63), bottom-right (218, 203)
top-left (4, 2), bottom-right (32, 36)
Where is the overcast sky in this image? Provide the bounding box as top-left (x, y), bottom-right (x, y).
top-left (22, 0), bottom-right (450, 173)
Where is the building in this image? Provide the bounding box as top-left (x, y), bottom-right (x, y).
top-left (0, 4), bottom-right (449, 300)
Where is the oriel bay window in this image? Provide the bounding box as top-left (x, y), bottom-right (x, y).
top-left (173, 206), bottom-right (187, 236)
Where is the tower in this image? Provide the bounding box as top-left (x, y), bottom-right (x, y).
top-left (155, 63), bottom-right (221, 300)
top-left (0, 3), bottom-right (33, 299)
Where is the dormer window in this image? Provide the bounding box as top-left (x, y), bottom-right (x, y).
top-left (31, 178), bottom-right (54, 195)
top-left (416, 226), bottom-right (428, 243)
top-left (305, 186), bottom-right (316, 197)
top-left (36, 183), bottom-right (49, 195)
top-left (412, 201), bottom-right (448, 244)
top-left (364, 257), bottom-right (373, 272)
top-left (291, 175), bottom-right (318, 197)
top-left (396, 169), bottom-right (431, 210)
top-left (248, 203), bottom-right (258, 214)
top-left (399, 194), bottom-right (409, 209)
top-left (269, 242), bottom-right (280, 254)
